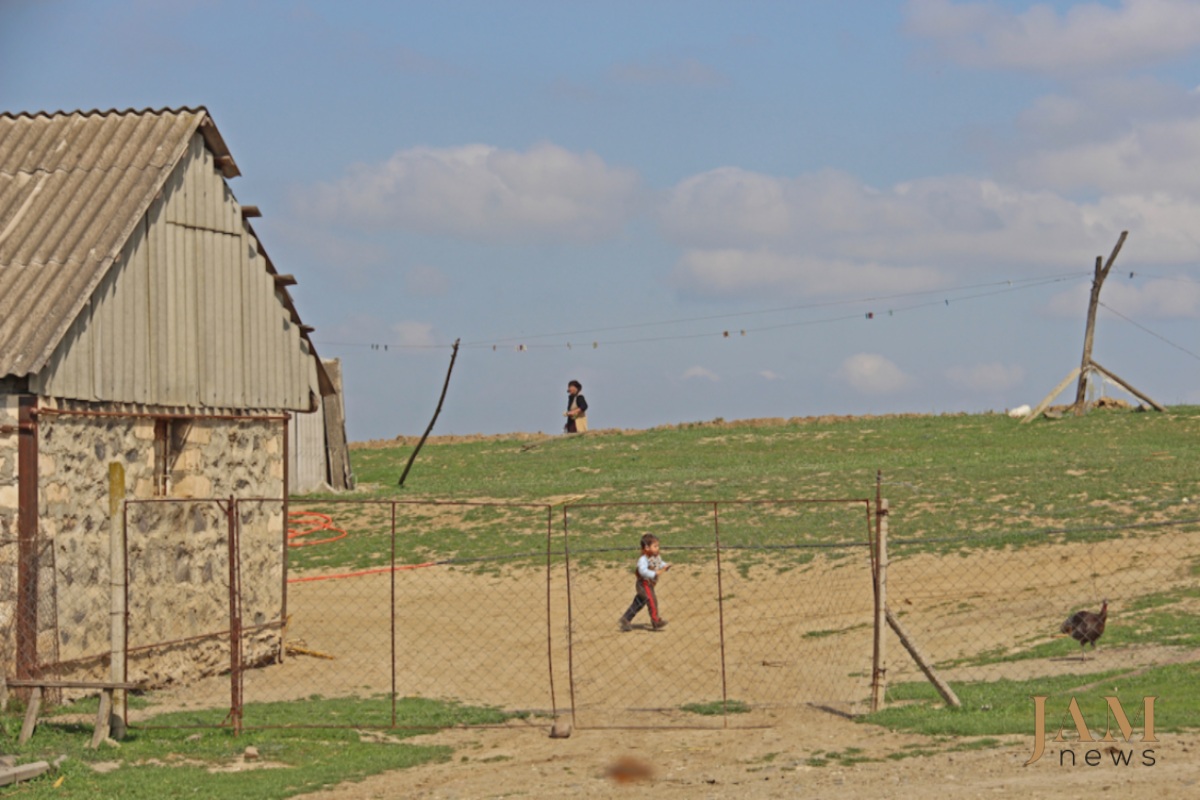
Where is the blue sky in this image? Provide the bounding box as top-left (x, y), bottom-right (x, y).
top-left (4, 0), bottom-right (1199, 440)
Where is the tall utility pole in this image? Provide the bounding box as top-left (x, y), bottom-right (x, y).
top-left (1072, 231), bottom-right (1127, 415)
top-left (1021, 231), bottom-right (1164, 423)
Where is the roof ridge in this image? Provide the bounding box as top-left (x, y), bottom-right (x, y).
top-left (0, 106), bottom-right (210, 121)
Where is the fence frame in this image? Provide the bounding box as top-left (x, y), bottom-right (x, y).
top-left (561, 497), bottom-right (875, 728)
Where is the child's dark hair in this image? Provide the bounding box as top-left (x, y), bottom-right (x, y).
top-left (568, 380), bottom-right (582, 391)
top-left (640, 533), bottom-right (659, 550)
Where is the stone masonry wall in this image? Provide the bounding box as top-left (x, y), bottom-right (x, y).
top-left (7, 408), bottom-right (285, 687)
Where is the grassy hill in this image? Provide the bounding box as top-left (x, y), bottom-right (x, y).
top-left (341, 406), bottom-right (1200, 547)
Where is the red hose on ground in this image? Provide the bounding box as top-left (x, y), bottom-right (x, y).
top-left (287, 510), bottom-right (347, 547)
top-left (285, 510), bottom-right (438, 583)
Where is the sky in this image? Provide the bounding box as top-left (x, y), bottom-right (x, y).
top-left (3, 0), bottom-right (1199, 441)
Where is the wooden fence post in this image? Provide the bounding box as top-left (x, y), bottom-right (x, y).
top-left (871, 499), bottom-right (888, 712)
top-left (109, 463), bottom-right (127, 732)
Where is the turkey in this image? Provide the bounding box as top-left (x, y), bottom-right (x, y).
top-left (1060, 598), bottom-right (1108, 660)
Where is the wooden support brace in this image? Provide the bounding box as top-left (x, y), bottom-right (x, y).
top-left (18, 686), bottom-right (42, 745)
top-left (7, 679), bottom-right (140, 746)
top-left (1022, 367), bottom-right (1081, 423)
top-left (90, 689), bottom-right (113, 749)
top-left (885, 607), bottom-right (962, 708)
top-left (1089, 360), bottom-right (1165, 412)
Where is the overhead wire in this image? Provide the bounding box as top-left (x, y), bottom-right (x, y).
top-left (315, 271), bottom-right (1092, 353)
top-left (1099, 301), bottom-right (1200, 362)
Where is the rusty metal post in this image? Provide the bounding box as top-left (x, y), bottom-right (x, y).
top-left (390, 501), bottom-right (397, 728)
top-left (562, 505), bottom-right (578, 727)
top-left (16, 396), bottom-right (39, 680)
top-left (280, 415), bottom-right (289, 664)
top-left (226, 497), bottom-right (243, 735)
top-left (545, 505), bottom-right (558, 721)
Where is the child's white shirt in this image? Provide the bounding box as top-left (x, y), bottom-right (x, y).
top-left (637, 554), bottom-right (667, 580)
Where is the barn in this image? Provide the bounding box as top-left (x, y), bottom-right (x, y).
top-left (0, 107), bottom-right (333, 686)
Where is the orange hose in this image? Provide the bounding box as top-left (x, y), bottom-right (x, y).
top-left (285, 510), bottom-right (437, 583)
top-left (287, 510), bottom-right (347, 547)
top-left (287, 561), bottom-right (438, 584)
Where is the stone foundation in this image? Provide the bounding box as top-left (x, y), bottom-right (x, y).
top-left (1, 399), bottom-right (286, 688)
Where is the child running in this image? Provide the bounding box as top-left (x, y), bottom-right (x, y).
top-left (618, 533), bottom-right (670, 631)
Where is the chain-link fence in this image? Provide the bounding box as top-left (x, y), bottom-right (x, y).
top-left (11, 492), bottom-right (1198, 734)
top-left (883, 520), bottom-right (1200, 695)
top-left (561, 500), bottom-right (874, 728)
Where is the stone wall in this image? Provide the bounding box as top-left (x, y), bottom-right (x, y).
top-left (2, 404), bottom-right (285, 687)
top-left (0, 396), bottom-right (18, 675)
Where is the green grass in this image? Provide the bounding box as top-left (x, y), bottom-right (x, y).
top-left (3, 695), bottom-right (518, 798)
top-left (870, 660), bottom-right (1200, 737)
top-left (930, 586), bottom-right (1200, 670)
top-left (680, 699), bottom-right (751, 715)
top-left (297, 406), bottom-right (1200, 572)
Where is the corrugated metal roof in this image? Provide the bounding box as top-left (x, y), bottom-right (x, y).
top-left (0, 107), bottom-right (239, 379)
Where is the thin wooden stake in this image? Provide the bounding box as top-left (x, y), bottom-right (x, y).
top-left (398, 339), bottom-right (461, 487)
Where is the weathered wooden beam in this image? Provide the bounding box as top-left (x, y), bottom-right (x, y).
top-left (214, 155), bottom-right (239, 176)
top-left (1073, 231), bottom-right (1128, 414)
top-left (240, 205), bottom-right (262, 218)
top-left (90, 689), bottom-right (113, 749)
top-left (885, 607), bottom-right (961, 708)
top-left (0, 761), bottom-right (51, 787)
top-left (1090, 360), bottom-right (1166, 412)
top-left (18, 686), bottom-right (42, 744)
top-left (1022, 367), bottom-right (1082, 423)
top-left (273, 274), bottom-right (297, 287)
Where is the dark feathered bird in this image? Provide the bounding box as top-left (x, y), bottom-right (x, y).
top-left (1061, 598), bottom-right (1108, 660)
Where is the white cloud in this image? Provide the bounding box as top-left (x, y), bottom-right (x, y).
top-left (670, 249), bottom-right (944, 299)
top-left (1044, 278), bottom-right (1200, 318)
top-left (659, 160), bottom-right (1200, 301)
top-left (681, 366), bottom-right (720, 381)
top-left (296, 142), bottom-right (642, 243)
top-left (906, 0), bottom-right (1200, 73)
top-left (945, 361), bottom-right (1026, 392)
top-left (760, 370), bottom-right (783, 381)
top-left (1014, 116), bottom-right (1200, 197)
top-left (390, 320), bottom-right (437, 347)
top-left (660, 167), bottom-right (1113, 263)
top-left (835, 354), bottom-right (913, 394)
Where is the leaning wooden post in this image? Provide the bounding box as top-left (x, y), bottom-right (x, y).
top-left (885, 607), bottom-right (961, 708)
top-left (871, 498), bottom-right (888, 712)
top-left (108, 463), bottom-right (127, 731)
top-left (398, 338), bottom-right (460, 487)
top-left (1072, 231), bottom-right (1127, 415)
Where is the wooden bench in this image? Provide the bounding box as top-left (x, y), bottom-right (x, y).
top-left (4, 679), bottom-right (141, 749)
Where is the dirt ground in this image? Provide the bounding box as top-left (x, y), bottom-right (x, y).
top-left (299, 714), bottom-right (1199, 799)
top-left (137, 532), bottom-right (1200, 799)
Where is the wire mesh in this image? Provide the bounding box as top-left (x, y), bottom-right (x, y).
top-left (29, 491), bottom-right (1192, 734)
top-left (883, 522), bottom-right (1200, 695)
top-left (237, 500), bottom-right (558, 730)
top-left (562, 500), bottom-right (873, 727)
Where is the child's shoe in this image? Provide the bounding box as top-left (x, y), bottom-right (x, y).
top-left (619, 618), bottom-right (633, 632)
top-left (652, 619), bottom-right (668, 630)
